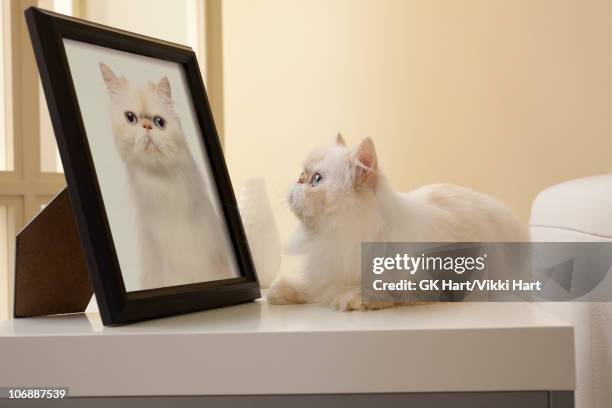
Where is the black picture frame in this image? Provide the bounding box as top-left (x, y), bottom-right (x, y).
top-left (25, 7), bottom-right (260, 326)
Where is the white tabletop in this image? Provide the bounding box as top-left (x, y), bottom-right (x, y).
top-left (0, 300), bottom-right (575, 396)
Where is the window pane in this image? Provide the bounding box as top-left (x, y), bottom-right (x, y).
top-left (0, 2), bottom-right (13, 172)
top-left (0, 4), bottom-right (4, 171)
top-left (0, 205), bottom-right (16, 320)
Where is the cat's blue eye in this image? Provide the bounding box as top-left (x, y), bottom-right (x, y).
top-left (124, 111), bottom-right (137, 125)
top-left (311, 172), bottom-right (323, 186)
top-left (153, 115), bottom-right (166, 129)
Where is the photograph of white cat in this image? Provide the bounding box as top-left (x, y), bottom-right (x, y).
top-left (267, 134), bottom-right (529, 311)
top-left (99, 62), bottom-right (236, 289)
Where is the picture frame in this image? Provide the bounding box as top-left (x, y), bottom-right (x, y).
top-left (25, 7), bottom-right (260, 326)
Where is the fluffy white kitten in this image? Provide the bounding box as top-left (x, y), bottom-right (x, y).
top-left (267, 134), bottom-right (528, 310)
top-left (100, 63), bottom-right (236, 290)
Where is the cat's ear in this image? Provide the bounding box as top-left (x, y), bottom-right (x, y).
top-left (99, 62), bottom-right (121, 95)
top-left (352, 137), bottom-right (378, 189)
top-left (156, 77), bottom-right (171, 99)
top-left (336, 132), bottom-right (346, 146)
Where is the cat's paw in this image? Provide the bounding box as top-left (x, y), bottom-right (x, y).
top-left (331, 288), bottom-right (395, 311)
top-left (330, 288), bottom-right (371, 311)
top-left (266, 278), bottom-right (306, 305)
top-left (331, 288), bottom-right (363, 311)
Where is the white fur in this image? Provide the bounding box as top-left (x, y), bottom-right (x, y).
top-left (100, 63), bottom-right (235, 289)
top-left (267, 136), bottom-right (528, 310)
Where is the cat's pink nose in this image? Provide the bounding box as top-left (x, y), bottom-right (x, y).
top-left (142, 123), bottom-right (152, 130)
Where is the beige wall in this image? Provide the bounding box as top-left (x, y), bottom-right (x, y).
top-left (222, 0), bottom-right (612, 248)
top-left (81, 0), bottom-right (195, 46)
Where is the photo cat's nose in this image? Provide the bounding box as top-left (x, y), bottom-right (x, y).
top-left (142, 122), bottom-right (152, 130)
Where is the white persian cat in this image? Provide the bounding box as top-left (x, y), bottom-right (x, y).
top-left (99, 62), bottom-right (236, 289)
top-left (267, 134), bottom-right (528, 310)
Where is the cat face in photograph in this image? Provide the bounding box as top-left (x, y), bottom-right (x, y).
top-left (99, 62), bottom-right (188, 171)
top-left (288, 134), bottom-right (378, 229)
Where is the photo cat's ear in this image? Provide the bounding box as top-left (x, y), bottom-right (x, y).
top-left (156, 77), bottom-right (171, 99)
top-left (336, 132), bottom-right (346, 146)
top-left (352, 137), bottom-right (378, 189)
top-left (99, 62), bottom-right (121, 95)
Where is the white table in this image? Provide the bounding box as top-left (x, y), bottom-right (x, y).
top-left (0, 300), bottom-right (575, 407)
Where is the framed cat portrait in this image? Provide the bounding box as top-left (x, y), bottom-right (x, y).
top-left (25, 7), bottom-right (260, 325)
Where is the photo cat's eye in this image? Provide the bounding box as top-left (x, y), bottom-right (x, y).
top-left (153, 115), bottom-right (166, 129)
top-left (311, 172), bottom-right (323, 186)
top-left (124, 111), bottom-right (137, 125)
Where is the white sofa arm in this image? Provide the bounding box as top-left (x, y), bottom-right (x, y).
top-left (529, 174), bottom-right (612, 408)
top-left (530, 174), bottom-right (612, 240)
